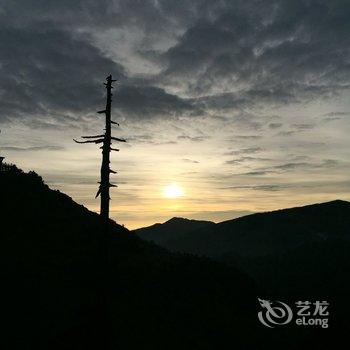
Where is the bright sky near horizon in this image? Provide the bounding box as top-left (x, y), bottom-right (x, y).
top-left (1, 1), bottom-right (350, 229)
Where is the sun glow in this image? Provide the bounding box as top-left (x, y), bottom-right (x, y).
top-left (163, 183), bottom-right (184, 199)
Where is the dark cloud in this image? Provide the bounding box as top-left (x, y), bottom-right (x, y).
top-left (276, 159), bottom-right (339, 170)
top-left (268, 122), bottom-right (283, 129)
top-left (233, 135), bottom-right (263, 140)
top-left (1, 0), bottom-right (350, 127)
top-left (0, 21), bottom-right (125, 123)
top-left (0, 3), bottom-right (197, 126)
top-left (0, 19), bottom-right (196, 124)
top-left (243, 171), bottom-right (269, 176)
top-left (115, 85), bottom-right (195, 118)
top-left (226, 147), bottom-right (263, 155)
top-left (225, 156), bottom-right (270, 165)
top-left (161, 0), bottom-right (350, 105)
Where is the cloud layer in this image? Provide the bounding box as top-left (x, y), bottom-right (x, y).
top-left (0, 0), bottom-right (349, 228)
top-left (1, 0), bottom-right (349, 125)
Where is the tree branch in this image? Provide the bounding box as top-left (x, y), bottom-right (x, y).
top-left (73, 139), bottom-right (104, 144)
top-left (111, 137), bottom-right (126, 142)
top-left (95, 187), bottom-right (101, 198)
top-left (81, 135), bottom-right (105, 139)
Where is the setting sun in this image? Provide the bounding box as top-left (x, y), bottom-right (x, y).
top-left (163, 184), bottom-right (184, 199)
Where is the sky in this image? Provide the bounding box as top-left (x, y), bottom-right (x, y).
top-left (0, 0), bottom-right (350, 229)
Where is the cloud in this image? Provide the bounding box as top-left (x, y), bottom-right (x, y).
top-left (0, 0), bottom-right (348, 230)
top-left (321, 111), bottom-right (347, 123)
top-left (2, 145), bottom-right (64, 151)
top-left (221, 184), bottom-right (287, 192)
top-left (0, 3), bottom-right (197, 126)
top-left (241, 159), bottom-right (340, 176)
top-left (177, 135), bottom-right (208, 142)
top-left (233, 135), bottom-right (263, 140)
top-left (160, 0), bottom-right (350, 106)
top-left (182, 158), bottom-right (200, 163)
top-left (273, 162), bottom-right (310, 170)
top-left (277, 130), bottom-right (297, 137)
top-left (226, 147), bottom-right (263, 155)
top-left (276, 123), bottom-right (316, 137)
top-left (225, 156), bottom-right (270, 165)
top-left (127, 134), bottom-right (154, 143)
top-left (1, 0), bottom-right (349, 127)
top-left (0, 22), bottom-right (125, 123)
top-left (0, 19), bottom-right (197, 124)
top-left (323, 111), bottom-right (348, 117)
top-left (290, 123), bottom-right (315, 131)
top-left (268, 122), bottom-right (283, 129)
top-left (273, 159), bottom-right (338, 171)
top-left (243, 171), bottom-right (269, 176)
top-left (115, 85), bottom-right (196, 119)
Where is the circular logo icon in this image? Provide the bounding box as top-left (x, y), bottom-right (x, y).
top-left (258, 298), bottom-right (293, 328)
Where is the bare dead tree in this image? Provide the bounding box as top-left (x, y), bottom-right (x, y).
top-left (74, 75), bottom-right (126, 222)
top-left (0, 130), bottom-right (4, 171)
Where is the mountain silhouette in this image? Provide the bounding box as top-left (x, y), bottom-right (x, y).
top-left (1, 167), bottom-right (346, 348)
top-left (134, 200), bottom-right (350, 340)
top-left (134, 217), bottom-right (214, 245)
top-left (1, 166), bottom-right (259, 349)
top-left (134, 200), bottom-right (350, 258)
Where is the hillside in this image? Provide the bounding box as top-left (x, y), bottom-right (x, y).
top-left (1, 166), bottom-right (259, 349)
top-left (134, 200), bottom-right (350, 308)
top-left (134, 217), bottom-right (215, 245)
top-left (139, 200), bottom-right (350, 258)
top-left (1, 167), bottom-right (346, 348)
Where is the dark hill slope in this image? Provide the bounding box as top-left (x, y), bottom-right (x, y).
top-left (160, 200), bottom-right (350, 257)
top-left (134, 217), bottom-right (215, 244)
top-left (134, 199), bottom-right (350, 331)
top-left (1, 167), bottom-right (260, 350)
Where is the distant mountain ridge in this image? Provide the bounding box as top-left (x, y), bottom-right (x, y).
top-left (134, 200), bottom-right (350, 257)
top-left (134, 199), bottom-right (350, 302)
top-left (134, 217), bottom-right (214, 245)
